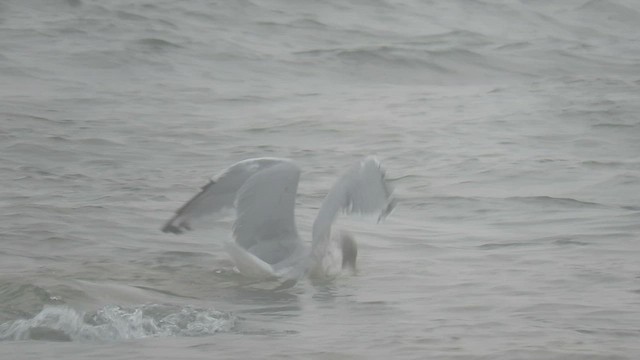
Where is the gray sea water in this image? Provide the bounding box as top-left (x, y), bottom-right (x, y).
top-left (1, 0), bottom-right (640, 359)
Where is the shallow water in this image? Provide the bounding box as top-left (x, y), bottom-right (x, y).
top-left (1, 0), bottom-right (640, 359)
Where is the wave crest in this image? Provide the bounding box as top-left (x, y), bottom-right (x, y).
top-left (0, 304), bottom-right (234, 342)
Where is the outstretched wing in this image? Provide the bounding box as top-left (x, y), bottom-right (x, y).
top-left (162, 158), bottom-right (300, 241)
top-left (311, 157), bottom-right (395, 252)
top-left (232, 160), bottom-right (301, 258)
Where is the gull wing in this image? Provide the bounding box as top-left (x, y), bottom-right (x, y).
top-left (311, 157), bottom-right (395, 252)
top-left (232, 160), bottom-right (301, 258)
top-left (162, 158), bottom-right (299, 238)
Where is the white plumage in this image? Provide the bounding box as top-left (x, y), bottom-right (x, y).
top-left (162, 157), bottom-right (395, 283)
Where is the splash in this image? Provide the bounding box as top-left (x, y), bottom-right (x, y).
top-left (0, 304), bottom-right (234, 341)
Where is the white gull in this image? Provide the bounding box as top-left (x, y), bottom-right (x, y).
top-left (162, 156), bottom-right (395, 283)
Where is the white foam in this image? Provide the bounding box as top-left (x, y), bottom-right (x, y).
top-left (0, 304), bottom-right (234, 341)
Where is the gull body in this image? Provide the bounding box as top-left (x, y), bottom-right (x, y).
top-left (162, 157), bottom-right (395, 282)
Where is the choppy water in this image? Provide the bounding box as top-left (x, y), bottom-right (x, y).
top-left (2, 0), bottom-right (640, 359)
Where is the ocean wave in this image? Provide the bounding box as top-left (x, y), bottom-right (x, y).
top-left (505, 196), bottom-right (605, 208)
top-left (0, 304), bottom-right (234, 342)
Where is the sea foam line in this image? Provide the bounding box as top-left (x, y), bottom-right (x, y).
top-left (0, 304), bottom-right (234, 342)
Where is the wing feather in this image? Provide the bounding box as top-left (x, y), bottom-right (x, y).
top-left (311, 157), bottom-right (395, 253)
top-left (162, 158), bottom-right (298, 235)
top-left (232, 161), bottom-right (301, 253)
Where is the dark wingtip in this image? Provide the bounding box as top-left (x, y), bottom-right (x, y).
top-left (377, 198), bottom-right (397, 223)
top-left (161, 223), bottom-right (181, 234)
top-left (161, 219), bottom-right (191, 234)
top-left (162, 225), bottom-right (182, 234)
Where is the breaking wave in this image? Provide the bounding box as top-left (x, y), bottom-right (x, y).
top-left (0, 304), bottom-right (234, 342)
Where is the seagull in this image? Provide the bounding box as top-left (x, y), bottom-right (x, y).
top-left (162, 156), bottom-right (395, 283)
